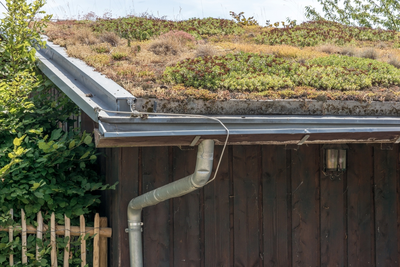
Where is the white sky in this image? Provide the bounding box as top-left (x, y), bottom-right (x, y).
top-left (0, 0), bottom-right (324, 24)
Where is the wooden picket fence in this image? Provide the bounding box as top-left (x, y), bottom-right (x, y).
top-left (0, 209), bottom-right (112, 267)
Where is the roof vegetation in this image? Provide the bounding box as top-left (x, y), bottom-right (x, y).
top-left (44, 13), bottom-right (400, 102)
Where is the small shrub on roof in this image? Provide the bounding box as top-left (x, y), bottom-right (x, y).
top-left (159, 30), bottom-right (195, 43)
top-left (149, 31), bottom-right (195, 56)
top-left (316, 44), bottom-right (339, 54)
top-left (74, 27), bottom-right (98, 45)
top-left (195, 44), bottom-right (218, 58)
top-left (359, 48), bottom-right (379, 60)
top-left (388, 54), bottom-right (400, 68)
top-left (91, 43), bottom-right (111, 53)
top-left (338, 46), bottom-right (357, 57)
top-left (112, 52), bottom-right (128, 60)
top-left (100, 31), bottom-right (120, 47)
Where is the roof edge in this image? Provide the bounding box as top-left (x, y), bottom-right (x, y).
top-left (36, 37), bottom-right (135, 121)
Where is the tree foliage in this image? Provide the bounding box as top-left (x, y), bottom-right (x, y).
top-left (0, 1), bottom-right (114, 266)
top-left (305, 0), bottom-right (400, 30)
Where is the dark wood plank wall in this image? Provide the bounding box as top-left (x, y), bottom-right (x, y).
top-left (104, 144), bottom-right (400, 267)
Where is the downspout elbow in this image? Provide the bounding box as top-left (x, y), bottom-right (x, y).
top-left (127, 140), bottom-right (214, 267)
top-left (190, 139), bottom-right (215, 188)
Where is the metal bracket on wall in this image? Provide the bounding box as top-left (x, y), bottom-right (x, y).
top-left (298, 135), bottom-right (310, 146)
top-left (190, 136), bottom-right (201, 146)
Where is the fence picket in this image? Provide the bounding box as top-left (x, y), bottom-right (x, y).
top-left (80, 215), bottom-right (86, 267)
top-left (64, 215), bottom-right (70, 267)
top-left (21, 209), bottom-right (27, 264)
top-left (36, 211), bottom-right (43, 260)
top-left (1, 210), bottom-right (112, 266)
top-left (93, 213), bottom-right (100, 267)
top-left (51, 212), bottom-right (57, 267)
top-left (99, 217), bottom-right (108, 267)
top-left (9, 209), bottom-right (13, 266)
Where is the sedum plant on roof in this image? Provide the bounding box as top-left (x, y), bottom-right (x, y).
top-left (43, 10), bottom-right (400, 102)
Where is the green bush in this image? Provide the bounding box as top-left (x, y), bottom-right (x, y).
top-left (0, 1), bottom-right (114, 266)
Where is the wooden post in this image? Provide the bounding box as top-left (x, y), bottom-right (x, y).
top-left (99, 217), bottom-right (108, 267)
top-left (80, 215), bottom-right (86, 267)
top-left (21, 209), bottom-right (27, 264)
top-left (93, 214), bottom-right (100, 267)
top-left (36, 211), bottom-right (43, 260)
top-left (64, 215), bottom-right (70, 267)
top-left (51, 213), bottom-right (57, 267)
top-left (9, 209), bottom-right (13, 266)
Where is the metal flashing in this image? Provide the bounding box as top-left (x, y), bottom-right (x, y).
top-left (36, 38), bottom-right (135, 121)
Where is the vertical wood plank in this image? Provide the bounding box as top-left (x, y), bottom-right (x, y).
top-left (99, 217), bottom-right (108, 267)
top-left (119, 148), bottom-right (139, 267)
top-left (51, 212), bottom-right (57, 267)
top-left (142, 147), bottom-right (170, 267)
top-left (347, 144), bottom-right (374, 266)
top-left (64, 215), bottom-right (70, 267)
top-left (320, 151), bottom-right (345, 267)
top-left (80, 215), bottom-right (86, 267)
top-left (374, 145), bottom-right (398, 266)
top-left (80, 111), bottom-right (98, 133)
top-left (9, 209), bottom-right (13, 266)
top-left (107, 148), bottom-right (119, 267)
top-left (21, 209), bottom-right (27, 264)
top-left (168, 147), bottom-right (174, 267)
top-left (93, 213), bottom-right (100, 267)
top-left (36, 211), bottom-right (43, 260)
top-left (233, 145), bottom-right (261, 266)
top-left (173, 147), bottom-right (200, 267)
top-left (263, 146), bottom-right (291, 266)
top-left (398, 144), bottom-right (400, 267)
top-left (204, 146), bottom-right (230, 266)
top-left (228, 146), bottom-right (234, 267)
top-left (291, 145), bottom-right (320, 267)
top-left (106, 147), bottom-right (139, 267)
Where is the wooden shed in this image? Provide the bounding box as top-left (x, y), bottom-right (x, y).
top-left (37, 39), bottom-right (400, 267)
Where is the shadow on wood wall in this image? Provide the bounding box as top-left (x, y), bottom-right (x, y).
top-left (101, 144), bottom-right (399, 267)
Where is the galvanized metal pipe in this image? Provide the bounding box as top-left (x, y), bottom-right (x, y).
top-left (127, 140), bottom-right (215, 267)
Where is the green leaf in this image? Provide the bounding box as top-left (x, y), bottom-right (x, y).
top-left (69, 140), bottom-right (76, 149)
top-left (80, 151), bottom-right (90, 160)
top-left (80, 162), bottom-right (86, 169)
top-left (31, 182), bottom-right (41, 191)
top-left (50, 128), bottom-right (62, 141)
top-left (83, 135), bottom-right (92, 145)
top-left (34, 192), bottom-right (44, 199)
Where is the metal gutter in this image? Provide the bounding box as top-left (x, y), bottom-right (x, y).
top-left (97, 113), bottom-right (400, 138)
top-left (36, 37), bottom-right (135, 122)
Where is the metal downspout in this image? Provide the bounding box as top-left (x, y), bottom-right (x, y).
top-left (127, 140), bottom-right (215, 267)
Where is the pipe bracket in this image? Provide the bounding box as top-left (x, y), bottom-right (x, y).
top-left (129, 222), bottom-right (143, 227)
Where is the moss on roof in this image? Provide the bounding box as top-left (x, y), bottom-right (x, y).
top-left (44, 17), bottom-right (400, 102)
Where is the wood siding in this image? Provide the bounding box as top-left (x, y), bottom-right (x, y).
top-left (104, 144), bottom-right (400, 267)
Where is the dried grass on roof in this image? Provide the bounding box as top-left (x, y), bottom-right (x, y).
top-left (44, 18), bottom-right (400, 102)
